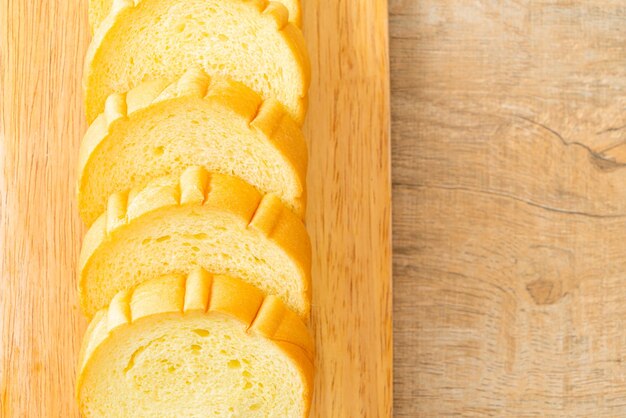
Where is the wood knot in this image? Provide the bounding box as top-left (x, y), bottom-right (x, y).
top-left (516, 245), bottom-right (575, 306)
top-left (588, 152), bottom-right (625, 172)
top-left (526, 279), bottom-right (563, 305)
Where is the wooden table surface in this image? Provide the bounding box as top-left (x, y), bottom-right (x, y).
top-left (392, 1), bottom-right (626, 416)
top-left (7, 0), bottom-right (625, 416)
top-left (0, 1), bottom-right (392, 417)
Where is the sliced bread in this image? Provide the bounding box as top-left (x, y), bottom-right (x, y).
top-left (84, 0), bottom-right (310, 124)
top-left (88, 0), bottom-right (302, 33)
top-left (79, 166), bottom-right (311, 319)
top-left (78, 68), bottom-right (307, 226)
top-left (77, 270), bottom-right (314, 417)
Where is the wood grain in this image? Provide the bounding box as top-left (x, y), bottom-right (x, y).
top-left (0, 0), bottom-right (88, 416)
top-left (303, 1), bottom-right (393, 417)
top-left (392, 1), bottom-right (626, 416)
top-left (0, 0), bottom-right (392, 416)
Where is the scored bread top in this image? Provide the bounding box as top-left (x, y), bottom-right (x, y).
top-left (79, 166), bottom-right (312, 318)
top-left (77, 270), bottom-right (314, 416)
top-left (88, 0), bottom-right (303, 33)
top-left (78, 67), bottom-right (308, 226)
top-left (84, 0), bottom-right (310, 124)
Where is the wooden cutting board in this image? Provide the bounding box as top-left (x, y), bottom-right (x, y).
top-left (393, 1), bottom-right (626, 416)
top-left (0, 1), bottom-right (392, 416)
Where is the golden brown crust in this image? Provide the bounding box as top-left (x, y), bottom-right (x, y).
top-left (77, 269), bottom-right (314, 416)
top-left (78, 68), bottom-right (307, 225)
top-left (78, 166), bottom-right (312, 317)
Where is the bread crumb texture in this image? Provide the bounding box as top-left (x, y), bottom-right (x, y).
top-left (79, 166), bottom-right (312, 319)
top-left (78, 68), bottom-right (307, 226)
top-left (84, 0), bottom-right (310, 124)
top-left (77, 270), bottom-right (313, 417)
top-left (88, 0), bottom-right (302, 33)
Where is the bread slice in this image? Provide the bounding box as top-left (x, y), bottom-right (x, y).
top-left (79, 166), bottom-right (311, 319)
top-left (88, 0), bottom-right (302, 34)
top-left (77, 270), bottom-right (314, 417)
top-left (84, 0), bottom-right (310, 124)
top-left (78, 68), bottom-right (307, 226)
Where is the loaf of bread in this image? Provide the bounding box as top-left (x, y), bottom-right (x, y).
top-left (79, 166), bottom-right (311, 319)
top-left (84, 0), bottom-right (310, 124)
top-left (77, 270), bottom-right (313, 417)
top-left (77, 0), bottom-right (314, 414)
top-left (78, 67), bottom-right (307, 226)
top-left (88, 0), bottom-right (302, 33)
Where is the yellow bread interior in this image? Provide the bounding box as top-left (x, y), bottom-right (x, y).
top-left (78, 68), bottom-right (307, 226)
top-left (79, 166), bottom-right (311, 318)
top-left (88, 0), bottom-right (302, 33)
top-left (77, 271), bottom-right (314, 417)
top-left (84, 0), bottom-right (310, 124)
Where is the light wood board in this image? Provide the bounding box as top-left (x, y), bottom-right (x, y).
top-left (392, 1), bottom-right (626, 416)
top-left (0, 1), bottom-right (392, 416)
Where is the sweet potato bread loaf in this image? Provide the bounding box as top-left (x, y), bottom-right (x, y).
top-left (78, 68), bottom-right (307, 226)
top-left (77, 271), bottom-right (313, 417)
top-left (84, 0), bottom-right (310, 124)
top-left (79, 167), bottom-right (311, 319)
